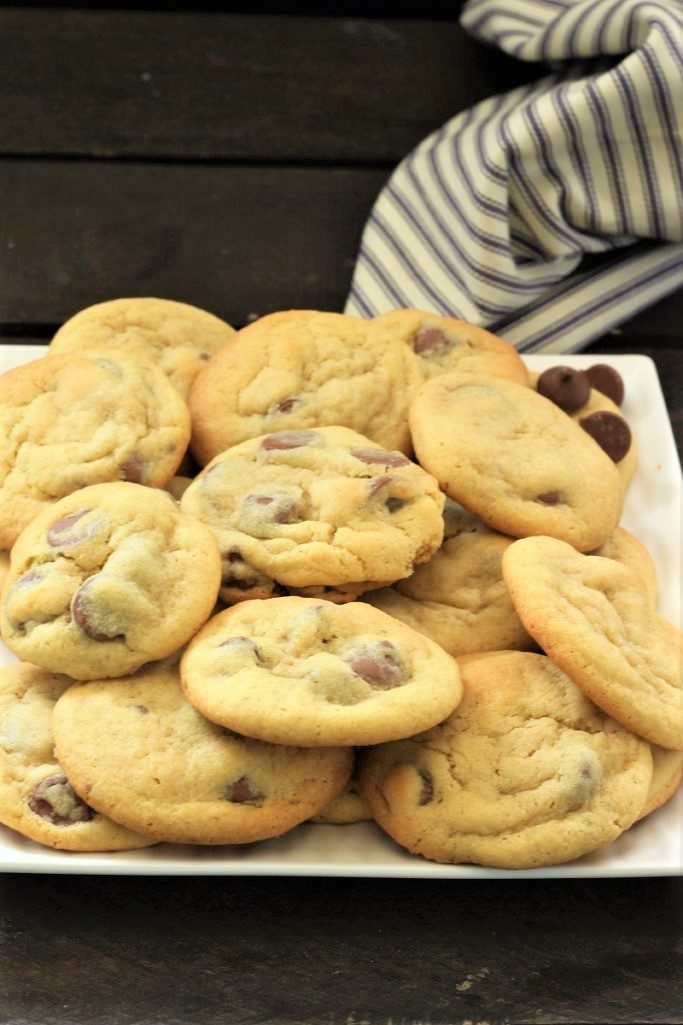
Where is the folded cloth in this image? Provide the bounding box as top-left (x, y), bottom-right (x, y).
top-left (345, 0), bottom-right (683, 353)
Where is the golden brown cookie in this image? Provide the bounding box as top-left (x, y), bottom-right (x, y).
top-left (1, 482), bottom-right (221, 680)
top-left (48, 297), bottom-right (235, 399)
top-left (52, 663), bottom-right (354, 845)
top-left (359, 651), bottom-right (652, 869)
top-left (180, 426), bottom-right (444, 605)
top-left (0, 352), bottom-right (190, 549)
top-left (409, 373), bottom-right (624, 551)
top-left (372, 308), bottom-right (529, 385)
top-left (502, 536), bottom-right (683, 750)
top-left (180, 596), bottom-right (463, 747)
top-left (0, 662), bottom-right (155, 851)
top-left (364, 500), bottom-right (533, 657)
top-left (188, 310), bottom-right (424, 464)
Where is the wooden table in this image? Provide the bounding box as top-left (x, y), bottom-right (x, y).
top-left (0, 5), bottom-right (681, 1023)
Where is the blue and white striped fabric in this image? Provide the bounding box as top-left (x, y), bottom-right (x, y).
top-left (345, 0), bottom-right (683, 353)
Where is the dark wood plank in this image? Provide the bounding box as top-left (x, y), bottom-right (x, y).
top-left (0, 160), bottom-right (387, 326)
top-left (1, 875), bottom-right (681, 1025)
top-left (0, 8), bottom-right (536, 162)
top-left (7, 0), bottom-right (465, 15)
top-left (2, 162), bottom-right (683, 351)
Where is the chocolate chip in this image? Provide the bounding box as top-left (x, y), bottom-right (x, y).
top-left (417, 767), bottom-right (434, 805)
top-left (120, 456), bottom-right (145, 484)
top-left (535, 491), bottom-right (561, 505)
top-left (537, 366), bottom-right (591, 412)
top-left (243, 492), bottom-right (299, 524)
top-left (350, 449), bottom-right (411, 467)
top-left (413, 327), bottom-right (454, 358)
top-left (71, 576), bottom-right (122, 641)
top-left (584, 364), bottom-right (624, 406)
top-left (367, 474), bottom-right (394, 498)
top-left (579, 410), bottom-right (632, 462)
top-left (225, 776), bottom-right (263, 804)
top-left (218, 635), bottom-right (261, 660)
top-left (269, 397), bottom-right (301, 414)
top-left (260, 430), bottom-right (318, 451)
top-left (47, 509), bottom-right (93, 548)
top-left (246, 495), bottom-right (275, 505)
top-left (11, 567), bottom-right (44, 590)
top-left (344, 640), bottom-right (408, 688)
top-left (366, 476), bottom-right (407, 512)
top-left (226, 547), bottom-right (243, 564)
top-left (28, 774), bottom-right (94, 826)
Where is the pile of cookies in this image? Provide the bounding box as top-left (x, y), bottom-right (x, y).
top-left (0, 298), bottom-right (680, 870)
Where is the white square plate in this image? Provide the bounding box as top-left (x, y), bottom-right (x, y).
top-left (0, 345), bottom-right (681, 877)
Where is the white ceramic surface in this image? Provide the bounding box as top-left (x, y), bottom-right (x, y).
top-left (0, 346), bottom-right (680, 876)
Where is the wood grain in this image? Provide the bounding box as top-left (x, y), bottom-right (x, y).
top-left (1, 875), bottom-right (681, 1024)
top-left (0, 9), bottom-right (535, 162)
top-left (0, 161), bottom-right (386, 326)
top-left (1, 161), bottom-right (682, 346)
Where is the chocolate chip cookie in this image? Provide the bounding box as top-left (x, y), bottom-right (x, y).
top-left (1, 482), bottom-right (221, 680)
top-left (49, 297), bottom-right (235, 399)
top-left (0, 352), bottom-right (190, 549)
top-left (188, 310), bottom-right (424, 464)
top-left (52, 663), bottom-right (354, 845)
top-left (180, 596), bottom-right (463, 747)
top-left (180, 426), bottom-right (445, 605)
top-left (409, 372), bottom-right (624, 551)
top-left (359, 651), bottom-right (652, 869)
top-left (0, 662), bottom-right (155, 851)
top-left (372, 308), bottom-right (529, 385)
top-left (364, 501), bottom-right (533, 657)
top-left (502, 536), bottom-right (683, 750)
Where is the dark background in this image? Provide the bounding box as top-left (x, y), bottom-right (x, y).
top-left (0, 3), bottom-right (681, 1024)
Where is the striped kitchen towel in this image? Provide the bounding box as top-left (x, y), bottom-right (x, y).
top-left (345, 0), bottom-right (683, 353)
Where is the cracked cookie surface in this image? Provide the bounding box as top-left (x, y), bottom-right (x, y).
top-left (502, 536), bottom-right (683, 750)
top-left (180, 426), bottom-right (445, 604)
top-left (364, 502), bottom-right (533, 656)
top-left (0, 352), bottom-right (190, 550)
top-left (188, 310), bottom-right (425, 464)
top-left (51, 663), bottom-right (354, 845)
top-left (409, 372), bottom-right (623, 551)
top-left (180, 596), bottom-right (463, 747)
top-left (48, 297), bottom-right (235, 399)
top-left (372, 308), bottom-right (529, 385)
top-left (0, 482), bottom-right (221, 680)
top-left (0, 662), bottom-right (155, 851)
top-left (359, 651), bottom-right (652, 869)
